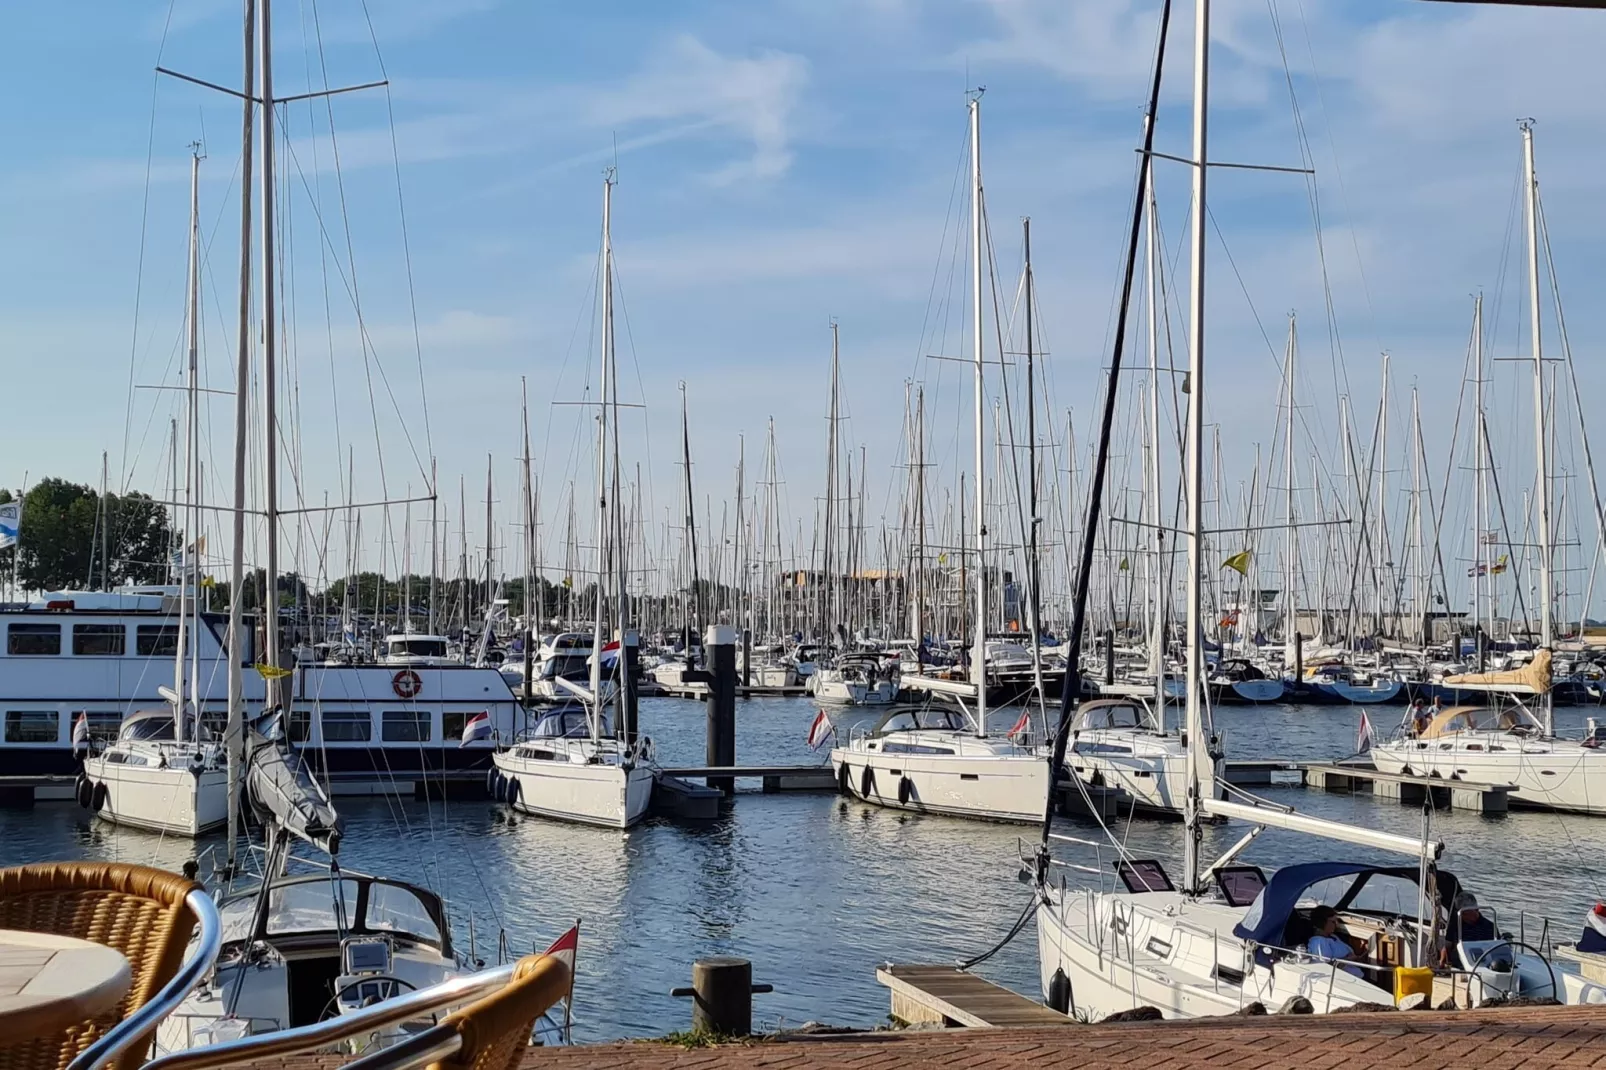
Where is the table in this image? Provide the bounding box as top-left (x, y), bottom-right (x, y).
top-left (0, 929), bottom-right (133, 1036)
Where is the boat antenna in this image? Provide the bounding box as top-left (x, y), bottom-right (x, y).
top-left (1038, 0), bottom-right (1175, 857)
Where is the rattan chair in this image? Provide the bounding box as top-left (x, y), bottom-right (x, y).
top-left (0, 862), bottom-right (201, 1070)
top-left (424, 953), bottom-right (571, 1070)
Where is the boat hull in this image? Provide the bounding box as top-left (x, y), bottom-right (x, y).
top-left (81, 760), bottom-right (229, 837)
top-left (1372, 736), bottom-right (1606, 815)
top-left (829, 748), bottom-right (1048, 823)
top-left (493, 753), bottom-right (653, 829)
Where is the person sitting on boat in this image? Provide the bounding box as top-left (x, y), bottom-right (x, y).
top-left (1447, 893), bottom-right (1496, 947)
top-left (1578, 903), bottom-right (1606, 953)
top-left (1305, 906), bottom-right (1365, 978)
top-left (1410, 700), bottom-right (1432, 737)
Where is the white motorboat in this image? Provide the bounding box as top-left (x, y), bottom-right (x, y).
top-left (491, 704), bottom-right (653, 829)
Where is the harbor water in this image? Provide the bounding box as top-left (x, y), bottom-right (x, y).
top-left (2, 696), bottom-right (1604, 1040)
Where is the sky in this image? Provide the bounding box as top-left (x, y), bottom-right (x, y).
top-left (4, 0), bottom-right (1606, 609)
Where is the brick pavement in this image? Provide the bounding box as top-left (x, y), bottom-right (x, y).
top-left (263, 1004), bottom-right (1606, 1070)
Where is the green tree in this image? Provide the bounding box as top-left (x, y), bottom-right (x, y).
top-left (12, 478), bottom-right (174, 591)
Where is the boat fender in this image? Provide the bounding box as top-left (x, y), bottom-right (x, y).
top-left (505, 778), bottom-right (520, 811)
top-left (897, 776), bottom-right (913, 805)
top-left (486, 766), bottom-right (499, 799)
top-left (75, 775), bottom-right (92, 809)
top-left (837, 762), bottom-right (851, 796)
top-left (860, 765), bottom-right (876, 799)
top-left (90, 780), bottom-right (107, 813)
top-left (1046, 968), bottom-right (1073, 1015)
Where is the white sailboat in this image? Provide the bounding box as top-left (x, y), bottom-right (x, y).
top-left (494, 171), bottom-right (653, 830)
top-left (1035, 0), bottom-right (1455, 1019)
top-left (81, 146), bottom-right (228, 838)
top-left (830, 93), bottom-right (1048, 826)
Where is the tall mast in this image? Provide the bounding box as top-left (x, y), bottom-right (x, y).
top-left (914, 387), bottom-right (927, 643)
top-left (225, 0), bottom-right (256, 874)
top-left (1145, 149), bottom-right (1166, 728)
top-left (259, 0), bottom-right (283, 708)
top-left (484, 453), bottom-right (494, 620)
top-left (824, 323), bottom-right (840, 643)
top-left (1182, 0), bottom-right (1210, 892)
top-left (679, 383), bottom-right (703, 645)
top-left (589, 172), bottom-right (613, 736)
top-left (1375, 355), bottom-right (1389, 637)
top-left (1472, 296), bottom-right (1487, 663)
top-left (969, 90), bottom-right (988, 737)
top-left (1521, 121), bottom-right (1553, 669)
top-left (1283, 315), bottom-right (1298, 675)
top-left (175, 145), bottom-right (203, 743)
top-left (429, 457), bottom-right (439, 635)
top-left (1024, 218), bottom-right (1046, 722)
top-left (521, 380), bottom-right (534, 693)
top-left (604, 170), bottom-right (630, 731)
top-left (1411, 387), bottom-right (1425, 644)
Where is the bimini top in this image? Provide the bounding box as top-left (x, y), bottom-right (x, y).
top-left (1071, 699), bottom-right (1157, 734)
top-left (871, 704), bottom-right (967, 735)
top-left (1418, 705), bottom-right (1542, 740)
top-left (1233, 862), bottom-right (1449, 948)
top-left (529, 704), bottom-right (607, 740)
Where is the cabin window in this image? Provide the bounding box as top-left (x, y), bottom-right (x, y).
top-left (72, 624), bottom-right (126, 656)
top-left (288, 710), bottom-right (312, 743)
top-left (8, 624), bottom-right (61, 656)
top-left (382, 710), bottom-right (431, 743)
top-left (321, 710), bottom-right (372, 742)
top-left (77, 711), bottom-right (122, 742)
top-left (136, 625), bottom-right (180, 656)
top-left (4, 711), bottom-right (59, 743)
top-left (442, 712), bottom-right (473, 742)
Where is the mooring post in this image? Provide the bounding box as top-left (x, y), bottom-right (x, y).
top-left (706, 625), bottom-right (736, 795)
top-left (669, 956), bottom-right (772, 1036)
top-left (621, 628), bottom-right (639, 746)
top-left (1294, 631), bottom-right (1304, 681)
top-left (742, 627), bottom-right (753, 689)
top-left (1104, 628), bottom-right (1116, 686)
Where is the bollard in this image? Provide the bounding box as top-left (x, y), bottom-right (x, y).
top-left (1294, 631), bottom-right (1304, 681)
top-left (1104, 629), bottom-right (1116, 686)
top-left (742, 627), bottom-right (753, 689)
top-left (621, 629), bottom-right (640, 746)
top-left (669, 956), bottom-right (773, 1036)
top-left (705, 625), bottom-right (737, 795)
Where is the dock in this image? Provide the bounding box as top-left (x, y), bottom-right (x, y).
top-left (658, 683), bottom-right (811, 699)
top-left (1303, 762), bottom-right (1511, 813)
top-left (876, 964), bottom-right (1074, 1028)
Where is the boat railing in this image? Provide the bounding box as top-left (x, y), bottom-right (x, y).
top-left (158, 1014), bottom-right (284, 1052)
top-left (65, 889), bottom-right (222, 1070)
top-left (141, 961), bottom-right (520, 1070)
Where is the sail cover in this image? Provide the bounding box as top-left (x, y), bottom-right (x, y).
top-left (244, 710), bottom-right (343, 855)
top-left (1443, 647), bottom-right (1551, 695)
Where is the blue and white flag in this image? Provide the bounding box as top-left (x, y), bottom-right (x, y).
top-left (0, 502), bottom-right (19, 550)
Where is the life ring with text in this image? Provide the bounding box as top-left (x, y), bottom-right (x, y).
top-left (392, 669), bottom-right (423, 699)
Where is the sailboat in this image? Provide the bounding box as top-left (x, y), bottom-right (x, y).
top-left (830, 93), bottom-right (1047, 825)
top-left (80, 146), bottom-right (229, 837)
top-left (493, 171), bottom-right (654, 830)
top-left (1035, 0), bottom-right (1457, 1019)
top-left (1371, 121), bottom-right (1606, 815)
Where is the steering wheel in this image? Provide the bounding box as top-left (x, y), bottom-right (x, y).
top-left (1466, 940), bottom-right (1558, 1003)
top-left (329, 974), bottom-right (419, 1012)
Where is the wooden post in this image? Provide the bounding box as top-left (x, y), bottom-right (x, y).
top-left (705, 625), bottom-right (736, 795)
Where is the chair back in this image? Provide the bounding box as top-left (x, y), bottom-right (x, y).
top-left (0, 862), bottom-right (201, 1070)
top-left (427, 954), bottom-right (570, 1070)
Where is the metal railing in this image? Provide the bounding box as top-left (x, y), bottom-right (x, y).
top-left (141, 962), bottom-right (518, 1070)
top-left (67, 889), bottom-right (222, 1070)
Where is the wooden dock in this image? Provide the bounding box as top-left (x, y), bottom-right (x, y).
top-left (659, 684), bottom-right (811, 699)
top-left (876, 964), bottom-right (1072, 1028)
top-left (1303, 762), bottom-right (1511, 812)
top-left (658, 765), bottom-right (839, 792)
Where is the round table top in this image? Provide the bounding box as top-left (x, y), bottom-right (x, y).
top-left (0, 928), bottom-right (133, 1038)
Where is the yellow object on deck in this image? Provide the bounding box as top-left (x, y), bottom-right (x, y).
top-left (1394, 966), bottom-right (1434, 1006)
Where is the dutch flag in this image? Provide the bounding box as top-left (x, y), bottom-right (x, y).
top-left (460, 711), bottom-right (493, 747)
top-left (1007, 710), bottom-right (1031, 741)
top-left (542, 922), bottom-right (581, 1045)
top-left (807, 709), bottom-right (834, 751)
top-left (72, 713), bottom-right (90, 757)
top-left (1356, 709), bottom-right (1375, 755)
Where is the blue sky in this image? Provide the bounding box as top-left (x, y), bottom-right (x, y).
top-left (4, 0), bottom-right (1606, 606)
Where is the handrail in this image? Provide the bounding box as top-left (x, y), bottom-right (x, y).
top-left (67, 889), bottom-right (223, 1070)
top-left (142, 961), bottom-right (518, 1070)
top-left (340, 1023), bottom-right (461, 1070)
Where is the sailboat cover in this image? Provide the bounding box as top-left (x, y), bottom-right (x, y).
top-left (244, 709), bottom-right (343, 854)
top-left (1442, 648), bottom-right (1551, 695)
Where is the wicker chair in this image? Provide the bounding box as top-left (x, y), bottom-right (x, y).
top-left (0, 862), bottom-right (201, 1070)
top-left (424, 953), bottom-right (571, 1070)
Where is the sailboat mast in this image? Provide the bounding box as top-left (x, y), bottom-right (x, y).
top-left (825, 323), bottom-right (840, 643)
top-left (1182, 0), bottom-right (1210, 892)
top-left (589, 172), bottom-right (613, 734)
top-left (1472, 296), bottom-right (1487, 663)
top-left (1024, 218), bottom-right (1046, 721)
top-left (1145, 153), bottom-right (1166, 728)
top-left (604, 170), bottom-right (630, 730)
top-left (1376, 356), bottom-right (1389, 637)
top-left (1284, 315), bottom-right (1298, 675)
top-left (1411, 387), bottom-right (1425, 644)
top-left (175, 145), bottom-right (203, 744)
top-left (521, 381), bottom-right (534, 693)
top-left (969, 91), bottom-right (988, 737)
top-left (1521, 121), bottom-right (1553, 667)
top-left (259, 0), bottom-right (283, 708)
top-left (915, 387), bottom-right (927, 645)
top-left (429, 457), bottom-right (438, 636)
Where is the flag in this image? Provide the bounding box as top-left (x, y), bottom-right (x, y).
top-left (541, 922), bottom-right (580, 1045)
top-left (1219, 609), bottom-right (1240, 628)
top-left (1490, 554), bottom-right (1509, 575)
top-left (562, 575), bottom-right (574, 589)
top-left (1118, 557), bottom-right (1130, 571)
top-left (1467, 563), bottom-right (1487, 578)
top-left (460, 711), bottom-right (493, 747)
top-left (1007, 710), bottom-right (1031, 740)
top-left (807, 709), bottom-right (834, 750)
top-left (71, 713), bottom-right (89, 756)
top-left (1356, 710), bottom-right (1374, 754)
top-left (0, 502), bottom-right (19, 551)
top-left (254, 662), bottom-right (293, 680)
top-left (937, 553), bottom-right (948, 565)
top-left (1222, 550), bottom-right (1252, 576)
top-left (593, 639), bottom-right (621, 669)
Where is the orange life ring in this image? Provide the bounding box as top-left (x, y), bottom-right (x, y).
top-left (392, 669), bottom-right (423, 699)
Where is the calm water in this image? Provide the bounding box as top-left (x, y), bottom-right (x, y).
top-left (4, 697), bottom-right (1606, 1040)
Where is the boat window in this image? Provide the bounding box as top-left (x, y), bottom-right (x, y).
top-left (288, 709), bottom-right (312, 743)
top-left (8, 624), bottom-right (61, 656)
top-left (4, 711), bottom-right (59, 744)
top-left (881, 742), bottom-right (956, 755)
top-left (393, 639), bottom-right (447, 658)
top-left (1075, 703), bottom-right (1150, 731)
top-left (1214, 866), bottom-right (1268, 908)
top-left (322, 709), bottom-right (372, 742)
top-left (124, 716), bottom-right (177, 742)
top-left (382, 710), bottom-right (431, 743)
top-left (136, 625), bottom-right (180, 657)
top-left (1116, 859), bottom-right (1175, 893)
top-left (532, 710), bottom-right (596, 739)
top-left (72, 624), bottom-right (126, 656)
top-left (78, 711), bottom-right (121, 742)
top-left (365, 883), bottom-right (441, 943)
top-left (442, 711), bottom-right (472, 742)
top-left (265, 880), bottom-right (362, 936)
top-left (1344, 874), bottom-right (1432, 917)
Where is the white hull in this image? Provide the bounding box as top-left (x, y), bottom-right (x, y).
top-left (81, 760), bottom-right (229, 837)
top-left (1372, 734), bottom-right (1606, 815)
top-left (814, 676), bottom-right (899, 706)
top-left (830, 741), bottom-right (1048, 823)
top-left (494, 752), bottom-right (653, 829)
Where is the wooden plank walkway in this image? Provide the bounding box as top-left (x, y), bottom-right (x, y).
top-left (876, 965), bottom-right (1074, 1027)
top-left (263, 1002), bottom-right (1606, 1070)
top-left (1303, 763), bottom-right (1512, 813)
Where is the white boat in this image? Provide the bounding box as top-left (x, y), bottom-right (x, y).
top-left (1063, 698), bottom-right (1220, 816)
top-left (79, 709), bottom-right (229, 836)
top-left (813, 652), bottom-right (900, 707)
top-left (830, 704), bottom-right (1048, 823)
top-left (378, 633), bottom-right (459, 667)
top-left (492, 705), bottom-right (653, 829)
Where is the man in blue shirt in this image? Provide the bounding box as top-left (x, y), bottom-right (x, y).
top-left (1306, 906), bottom-right (1365, 977)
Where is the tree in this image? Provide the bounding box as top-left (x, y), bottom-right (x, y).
top-left (12, 478), bottom-right (174, 592)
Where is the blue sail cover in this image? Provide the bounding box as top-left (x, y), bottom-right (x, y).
top-left (1232, 862), bottom-right (1393, 945)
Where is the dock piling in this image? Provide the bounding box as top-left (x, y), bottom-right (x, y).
top-left (705, 625), bottom-right (737, 795)
top-left (670, 956), bottom-right (771, 1036)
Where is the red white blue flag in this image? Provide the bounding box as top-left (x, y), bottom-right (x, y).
top-left (1356, 710), bottom-right (1374, 754)
top-left (807, 709), bottom-right (834, 750)
top-left (460, 711), bottom-right (493, 747)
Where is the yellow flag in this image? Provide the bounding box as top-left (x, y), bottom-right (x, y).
top-left (1119, 557), bottom-right (1130, 571)
top-left (199, 575), bottom-right (216, 588)
top-left (1222, 550), bottom-right (1251, 576)
top-left (254, 662), bottom-right (293, 680)
top-left (1490, 554), bottom-right (1509, 575)
top-left (562, 576), bottom-right (574, 589)
top-left (937, 553), bottom-right (948, 566)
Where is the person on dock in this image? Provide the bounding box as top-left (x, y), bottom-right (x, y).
top-left (1305, 906), bottom-right (1365, 978)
